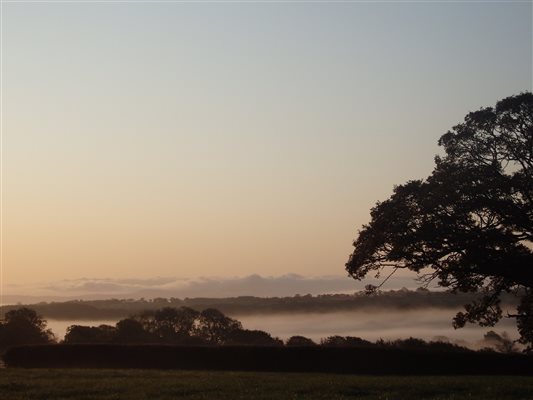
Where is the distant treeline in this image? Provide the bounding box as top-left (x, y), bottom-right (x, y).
top-left (1, 306), bottom-right (519, 355)
top-left (1, 288), bottom-right (520, 320)
top-left (5, 344), bottom-right (532, 375)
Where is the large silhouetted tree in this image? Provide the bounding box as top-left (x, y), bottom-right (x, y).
top-left (346, 92), bottom-right (533, 350)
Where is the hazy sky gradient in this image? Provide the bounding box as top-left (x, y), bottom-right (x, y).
top-left (3, 1), bottom-right (532, 286)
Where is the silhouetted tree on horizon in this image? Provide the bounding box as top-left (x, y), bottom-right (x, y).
top-left (64, 324), bottom-right (116, 344)
top-left (0, 308), bottom-right (55, 350)
top-left (131, 306), bottom-right (202, 344)
top-left (114, 318), bottom-right (153, 343)
top-left (346, 92), bottom-right (533, 350)
top-left (286, 336), bottom-right (317, 346)
top-left (321, 335), bottom-right (374, 348)
top-left (195, 308), bottom-right (242, 345)
top-left (62, 307), bottom-right (245, 346)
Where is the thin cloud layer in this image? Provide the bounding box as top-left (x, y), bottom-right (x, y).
top-left (5, 274), bottom-right (421, 303)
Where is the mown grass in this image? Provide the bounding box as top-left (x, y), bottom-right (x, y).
top-left (0, 369), bottom-right (532, 399)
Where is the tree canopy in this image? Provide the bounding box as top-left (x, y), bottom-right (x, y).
top-left (346, 92), bottom-right (533, 350)
top-left (62, 306), bottom-right (278, 346)
top-left (0, 308), bottom-right (55, 350)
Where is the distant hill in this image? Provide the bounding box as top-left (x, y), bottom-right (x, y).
top-left (0, 289), bottom-right (519, 320)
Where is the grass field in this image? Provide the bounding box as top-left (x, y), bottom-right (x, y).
top-left (0, 369), bottom-right (532, 399)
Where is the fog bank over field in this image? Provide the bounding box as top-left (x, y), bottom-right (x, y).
top-left (237, 309), bottom-right (518, 346)
top-left (46, 308), bottom-right (518, 350)
top-left (4, 274), bottom-right (422, 303)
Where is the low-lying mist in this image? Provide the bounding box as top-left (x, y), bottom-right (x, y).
top-left (46, 308), bottom-right (518, 350)
top-left (235, 309), bottom-right (518, 348)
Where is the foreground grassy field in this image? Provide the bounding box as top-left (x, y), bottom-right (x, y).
top-left (0, 369), bottom-right (532, 399)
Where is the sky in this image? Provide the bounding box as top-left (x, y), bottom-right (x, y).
top-left (1, 1), bottom-right (532, 294)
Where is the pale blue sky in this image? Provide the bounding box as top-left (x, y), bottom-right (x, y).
top-left (3, 1), bottom-right (532, 284)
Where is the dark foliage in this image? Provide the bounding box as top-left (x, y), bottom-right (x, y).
top-left (0, 308), bottom-right (55, 351)
top-left (64, 325), bottom-right (116, 344)
top-left (375, 337), bottom-right (471, 353)
top-left (115, 318), bottom-right (153, 344)
top-left (4, 344), bottom-right (533, 375)
top-left (195, 308), bottom-right (242, 345)
top-left (62, 307), bottom-right (266, 346)
top-left (286, 336), bottom-right (317, 346)
top-left (135, 307), bottom-right (201, 344)
top-left (346, 92), bottom-right (533, 349)
top-left (482, 331), bottom-right (519, 353)
top-left (321, 335), bottom-right (374, 348)
top-left (516, 289), bottom-right (533, 352)
top-left (224, 329), bottom-right (283, 346)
